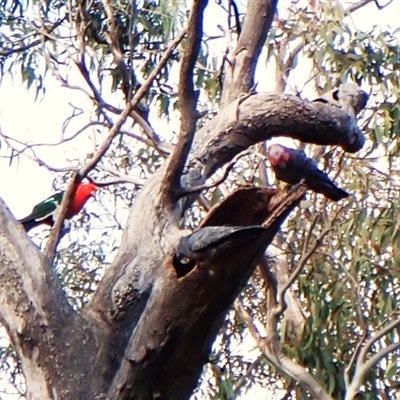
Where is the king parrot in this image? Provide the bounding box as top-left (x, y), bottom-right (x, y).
top-left (19, 182), bottom-right (98, 232)
top-left (267, 144), bottom-right (348, 202)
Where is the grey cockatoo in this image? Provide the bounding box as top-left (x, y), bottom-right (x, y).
top-left (267, 144), bottom-right (348, 201)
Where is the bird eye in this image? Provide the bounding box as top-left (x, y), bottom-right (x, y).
top-left (180, 256), bottom-right (191, 264)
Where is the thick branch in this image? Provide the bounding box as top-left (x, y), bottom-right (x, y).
top-left (185, 90), bottom-right (366, 192)
top-left (161, 0), bottom-right (208, 206)
top-left (0, 198), bottom-right (71, 322)
top-left (221, 0), bottom-right (278, 106)
top-left (0, 197), bottom-right (78, 398)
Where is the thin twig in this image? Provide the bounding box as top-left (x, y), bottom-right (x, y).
top-left (0, 132), bottom-right (76, 172)
top-left (277, 40), bottom-right (303, 92)
top-left (0, 17), bottom-right (66, 56)
top-left (273, 207), bottom-right (345, 316)
top-left (91, 178), bottom-right (142, 188)
top-left (345, 0), bottom-right (389, 13)
top-left (274, 225), bottom-right (333, 315)
top-left (99, 166), bottom-right (145, 186)
top-left (127, 2), bottom-right (137, 102)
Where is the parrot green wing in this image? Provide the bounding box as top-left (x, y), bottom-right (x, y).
top-left (19, 191), bottom-right (64, 223)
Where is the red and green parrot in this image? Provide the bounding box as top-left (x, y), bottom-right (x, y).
top-left (19, 182), bottom-right (98, 232)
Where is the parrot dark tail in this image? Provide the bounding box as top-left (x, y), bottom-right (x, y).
top-left (20, 219), bottom-right (42, 232)
top-left (324, 185), bottom-right (349, 202)
top-left (19, 217), bottom-right (53, 232)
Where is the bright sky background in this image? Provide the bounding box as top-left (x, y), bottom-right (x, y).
top-left (0, 0), bottom-right (400, 398)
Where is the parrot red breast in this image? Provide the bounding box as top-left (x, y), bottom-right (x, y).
top-left (19, 182), bottom-right (98, 232)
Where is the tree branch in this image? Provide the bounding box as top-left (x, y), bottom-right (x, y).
top-left (177, 150), bottom-right (252, 197)
top-left (229, 0), bottom-right (242, 36)
top-left (345, 0), bottom-right (394, 13)
top-left (161, 0), bottom-right (208, 207)
top-left (345, 318), bottom-right (400, 400)
top-left (79, 28), bottom-right (187, 178)
top-left (276, 41), bottom-right (304, 92)
top-left (44, 172), bottom-right (80, 260)
top-left (237, 289), bottom-right (332, 400)
top-left (274, 220), bottom-right (336, 316)
top-left (265, 346), bottom-right (334, 400)
top-left (0, 196), bottom-right (77, 398)
top-left (185, 87), bottom-right (367, 197)
top-left (0, 17), bottom-right (65, 56)
top-left (101, 0), bottom-right (131, 100)
top-left (345, 0), bottom-right (375, 13)
top-left (356, 318), bottom-right (400, 367)
top-left (262, 277), bottom-right (333, 399)
top-left (344, 330), bottom-right (367, 388)
top-left (221, 0), bottom-right (278, 106)
top-left (260, 255), bottom-right (306, 339)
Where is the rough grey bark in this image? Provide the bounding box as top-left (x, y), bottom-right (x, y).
top-left (0, 201), bottom-right (106, 399)
top-left (105, 185), bottom-right (306, 400)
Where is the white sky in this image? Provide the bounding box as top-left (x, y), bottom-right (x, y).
top-left (0, 0), bottom-right (399, 398)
